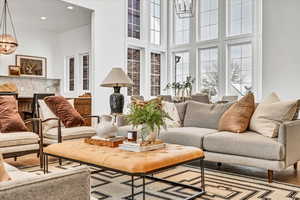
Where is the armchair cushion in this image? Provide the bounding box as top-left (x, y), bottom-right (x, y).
top-left (44, 126), bottom-right (96, 141)
top-left (0, 96), bottom-right (28, 133)
top-left (0, 132), bottom-right (39, 148)
top-left (44, 96), bottom-right (84, 128)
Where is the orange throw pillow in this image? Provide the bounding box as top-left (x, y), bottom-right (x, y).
top-left (0, 154), bottom-right (10, 182)
top-left (218, 93), bottom-right (255, 133)
top-left (44, 96), bottom-right (84, 128)
top-left (0, 96), bottom-right (28, 133)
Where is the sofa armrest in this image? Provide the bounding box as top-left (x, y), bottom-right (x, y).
top-left (0, 166), bottom-right (91, 200)
top-left (278, 120), bottom-right (300, 167)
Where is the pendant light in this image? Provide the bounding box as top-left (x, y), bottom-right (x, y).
top-left (0, 0), bottom-right (18, 55)
top-left (174, 0), bottom-right (195, 18)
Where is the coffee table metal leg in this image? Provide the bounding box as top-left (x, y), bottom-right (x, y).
top-left (43, 154), bottom-right (46, 174)
top-left (200, 158), bottom-right (205, 191)
top-left (143, 176), bottom-right (146, 200)
top-left (46, 155), bottom-right (49, 173)
top-left (131, 176), bottom-right (134, 200)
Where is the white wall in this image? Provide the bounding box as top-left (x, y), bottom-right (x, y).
top-left (62, 0), bottom-right (127, 115)
top-left (262, 0), bottom-right (300, 100)
top-left (57, 24), bottom-right (91, 97)
top-left (0, 24), bottom-right (59, 78)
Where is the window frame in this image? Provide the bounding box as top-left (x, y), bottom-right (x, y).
top-left (150, 0), bottom-right (162, 45)
top-left (168, 0), bottom-right (262, 99)
top-left (128, 0), bottom-right (142, 40)
top-left (127, 47), bottom-right (142, 96)
top-left (79, 52), bottom-right (91, 93)
top-left (198, 0), bottom-right (219, 42)
top-left (65, 56), bottom-right (76, 93)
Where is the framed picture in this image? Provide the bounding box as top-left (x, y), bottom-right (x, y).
top-left (8, 65), bottom-right (21, 76)
top-left (16, 55), bottom-right (47, 77)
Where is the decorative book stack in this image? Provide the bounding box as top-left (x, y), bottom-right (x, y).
top-left (119, 140), bottom-right (166, 152)
top-left (85, 136), bottom-right (125, 148)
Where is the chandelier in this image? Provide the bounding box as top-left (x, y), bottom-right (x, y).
top-left (0, 0), bottom-right (18, 55)
top-left (174, 0), bottom-right (195, 18)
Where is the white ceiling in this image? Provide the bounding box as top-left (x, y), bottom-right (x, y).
top-left (6, 0), bottom-right (92, 33)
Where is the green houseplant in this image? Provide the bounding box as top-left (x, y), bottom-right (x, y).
top-left (126, 99), bottom-right (171, 144)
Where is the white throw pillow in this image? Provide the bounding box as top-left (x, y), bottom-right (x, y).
top-left (162, 101), bottom-right (181, 128)
top-left (249, 93), bottom-right (297, 138)
top-left (38, 99), bottom-right (74, 132)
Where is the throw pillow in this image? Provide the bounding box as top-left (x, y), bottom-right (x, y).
top-left (0, 96), bottom-right (28, 133)
top-left (38, 99), bottom-right (74, 132)
top-left (44, 96), bottom-right (84, 128)
top-left (249, 92), bottom-right (298, 138)
top-left (175, 102), bottom-right (187, 124)
top-left (184, 101), bottom-right (234, 129)
top-left (162, 101), bottom-right (181, 128)
top-left (0, 154), bottom-right (11, 182)
top-left (218, 93), bottom-right (255, 133)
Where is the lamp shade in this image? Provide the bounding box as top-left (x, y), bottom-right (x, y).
top-left (101, 68), bottom-right (133, 87)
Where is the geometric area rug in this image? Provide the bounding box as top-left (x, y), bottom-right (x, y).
top-left (19, 161), bottom-right (300, 200)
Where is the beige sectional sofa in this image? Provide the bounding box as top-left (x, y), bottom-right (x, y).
top-left (118, 100), bottom-right (300, 183)
top-left (0, 164), bottom-right (91, 200)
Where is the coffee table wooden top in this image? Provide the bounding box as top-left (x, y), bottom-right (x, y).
top-left (44, 140), bottom-right (204, 174)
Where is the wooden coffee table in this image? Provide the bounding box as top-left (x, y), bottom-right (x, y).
top-left (43, 140), bottom-right (205, 200)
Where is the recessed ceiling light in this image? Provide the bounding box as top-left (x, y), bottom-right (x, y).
top-left (40, 16), bottom-right (47, 20)
top-left (67, 6), bottom-right (74, 10)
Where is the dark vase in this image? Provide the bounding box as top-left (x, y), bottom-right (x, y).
top-left (110, 86), bottom-right (124, 114)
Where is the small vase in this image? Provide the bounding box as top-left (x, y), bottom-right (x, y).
top-left (140, 124), bottom-right (158, 144)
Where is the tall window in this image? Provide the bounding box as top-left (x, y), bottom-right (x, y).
top-left (229, 43), bottom-right (252, 95)
top-left (199, 48), bottom-right (218, 95)
top-left (174, 15), bottom-right (190, 45)
top-left (128, 0), bottom-right (141, 39)
top-left (228, 0), bottom-right (253, 36)
top-left (150, 53), bottom-right (161, 96)
top-left (175, 52), bottom-right (189, 82)
top-left (199, 0), bottom-right (218, 41)
top-left (68, 57), bottom-right (75, 91)
top-left (82, 54), bottom-right (89, 91)
top-left (127, 48), bottom-right (141, 96)
top-left (150, 0), bottom-right (161, 45)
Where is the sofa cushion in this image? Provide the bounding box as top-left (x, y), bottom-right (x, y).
top-left (162, 101), bottom-right (181, 128)
top-left (175, 102), bottom-right (187, 123)
top-left (159, 127), bottom-right (218, 148)
top-left (44, 126), bottom-right (96, 140)
top-left (0, 96), bottom-right (28, 133)
top-left (184, 101), bottom-right (234, 129)
top-left (4, 163), bottom-right (37, 181)
top-left (39, 99), bottom-right (74, 132)
top-left (0, 132), bottom-right (39, 148)
top-left (203, 131), bottom-right (284, 160)
top-left (249, 92), bottom-right (297, 138)
top-left (44, 96), bottom-right (84, 128)
top-left (218, 93), bottom-right (255, 133)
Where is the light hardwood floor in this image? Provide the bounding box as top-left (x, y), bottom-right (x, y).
top-left (5, 154), bottom-right (300, 186)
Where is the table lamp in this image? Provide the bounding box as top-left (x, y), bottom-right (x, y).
top-left (101, 68), bottom-right (133, 114)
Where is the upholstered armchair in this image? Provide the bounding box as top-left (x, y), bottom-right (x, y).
top-left (0, 93), bottom-right (44, 168)
top-left (0, 118), bottom-right (43, 168)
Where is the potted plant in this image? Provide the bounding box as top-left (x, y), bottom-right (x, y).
top-left (183, 76), bottom-right (195, 97)
top-left (126, 99), bottom-right (171, 144)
